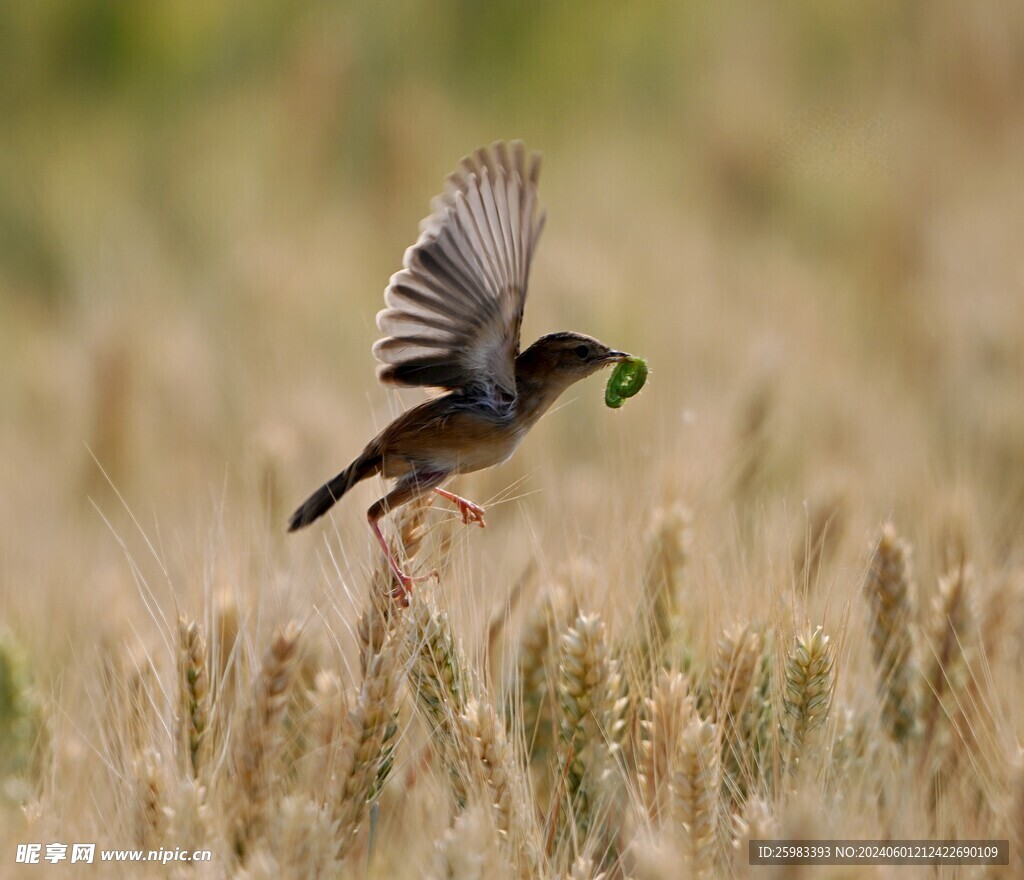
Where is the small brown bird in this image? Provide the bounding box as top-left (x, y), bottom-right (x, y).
top-left (288, 141), bottom-right (631, 598)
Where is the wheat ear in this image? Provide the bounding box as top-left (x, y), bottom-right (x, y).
top-left (639, 670), bottom-right (693, 823)
top-left (178, 617), bottom-right (210, 777)
top-left (332, 637), bottom-right (401, 860)
top-left (672, 717), bottom-right (720, 879)
top-left (234, 621), bottom-right (301, 855)
top-left (865, 524), bottom-right (919, 742)
top-left (782, 625), bottom-right (834, 771)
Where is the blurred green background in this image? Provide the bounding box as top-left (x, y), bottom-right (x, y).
top-left (2, 0), bottom-right (1023, 656)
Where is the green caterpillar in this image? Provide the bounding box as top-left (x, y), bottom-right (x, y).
top-left (605, 356), bottom-right (648, 408)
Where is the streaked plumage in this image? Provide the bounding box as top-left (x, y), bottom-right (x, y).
top-left (289, 142), bottom-right (631, 601)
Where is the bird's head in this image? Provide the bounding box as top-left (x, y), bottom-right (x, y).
top-left (516, 332), bottom-right (631, 390)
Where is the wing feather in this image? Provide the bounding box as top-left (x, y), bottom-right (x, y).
top-left (477, 168), bottom-right (509, 290)
top-left (373, 141), bottom-right (545, 410)
top-left (457, 190), bottom-right (503, 296)
top-left (493, 180), bottom-right (513, 292)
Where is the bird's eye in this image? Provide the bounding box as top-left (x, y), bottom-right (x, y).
top-left (574, 345), bottom-right (589, 360)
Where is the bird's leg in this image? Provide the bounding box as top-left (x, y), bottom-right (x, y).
top-left (434, 488), bottom-right (487, 528)
top-left (367, 513), bottom-right (425, 605)
top-left (368, 472), bottom-right (446, 604)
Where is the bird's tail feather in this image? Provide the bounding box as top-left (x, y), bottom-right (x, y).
top-left (287, 456), bottom-right (379, 531)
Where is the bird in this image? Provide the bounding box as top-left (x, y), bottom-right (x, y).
top-left (288, 141), bottom-right (632, 600)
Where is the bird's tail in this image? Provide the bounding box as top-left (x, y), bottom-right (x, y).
top-left (287, 455), bottom-right (380, 532)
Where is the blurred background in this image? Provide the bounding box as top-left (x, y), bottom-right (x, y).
top-left (2, 0), bottom-right (1024, 812)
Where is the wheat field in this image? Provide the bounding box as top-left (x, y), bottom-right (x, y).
top-left (2, 2), bottom-right (1023, 878)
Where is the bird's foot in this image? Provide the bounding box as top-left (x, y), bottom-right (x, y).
top-left (435, 489), bottom-right (487, 528)
top-left (389, 568), bottom-right (439, 606)
top-left (456, 499), bottom-right (487, 528)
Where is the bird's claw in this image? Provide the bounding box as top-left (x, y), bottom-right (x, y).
top-left (390, 569), bottom-right (440, 606)
top-left (434, 489), bottom-right (487, 528)
top-left (456, 500), bottom-right (487, 528)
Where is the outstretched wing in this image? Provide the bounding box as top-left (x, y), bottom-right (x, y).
top-left (372, 141), bottom-right (546, 411)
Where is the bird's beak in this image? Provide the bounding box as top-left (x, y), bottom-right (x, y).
top-left (602, 350), bottom-right (631, 364)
